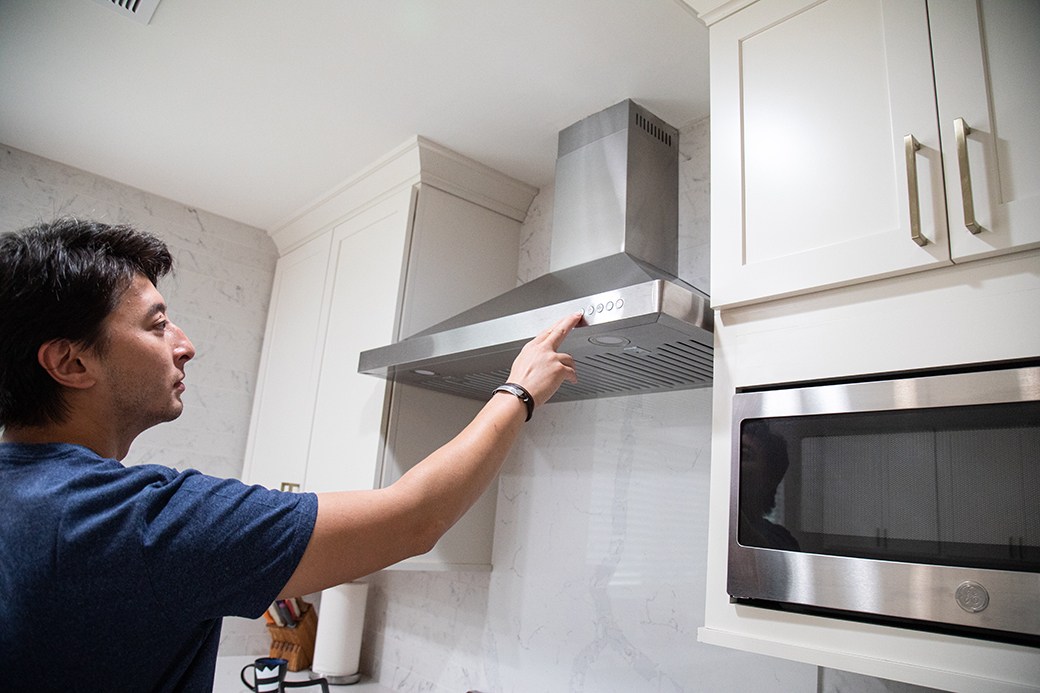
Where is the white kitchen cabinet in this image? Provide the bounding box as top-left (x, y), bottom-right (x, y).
top-left (371, 183), bottom-right (531, 570)
top-left (709, 0), bottom-right (1040, 308)
top-left (688, 0), bottom-right (1040, 688)
top-left (242, 231), bottom-right (332, 492)
top-left (242, 137), bottom-right (537, 570)
top-left (931, 0), bottom-right (1040, 263)
top-left (304, 190), bottom-right (414, 494)
top-left (378, 384), bottom-right (495, 571)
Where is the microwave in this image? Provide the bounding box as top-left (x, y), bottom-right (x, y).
top-left (728, 361), bottom-right (1039, 645)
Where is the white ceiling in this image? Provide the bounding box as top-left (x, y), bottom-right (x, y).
top-left (0, 0), bottom-right (709, 231)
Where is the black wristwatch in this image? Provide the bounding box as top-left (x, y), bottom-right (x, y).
top-left (492, 382), bottom-right (534, 422)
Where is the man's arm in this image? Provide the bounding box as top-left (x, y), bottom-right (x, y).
top-left (278, 311), bottom-right (582, 597)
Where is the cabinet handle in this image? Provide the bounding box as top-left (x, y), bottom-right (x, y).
top-left (903, 134), bottom-right (927, 246)
top-left (954, 117), bottom-right (983, 235)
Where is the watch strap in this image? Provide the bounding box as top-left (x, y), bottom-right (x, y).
top-left (492, 382), bottom-right (534, 422)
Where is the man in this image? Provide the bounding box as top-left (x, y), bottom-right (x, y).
top-left (0, 218), bottom-right (580, 691)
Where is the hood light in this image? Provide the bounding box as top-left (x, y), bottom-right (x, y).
top-left (588, 335), bottom-right (630, 347)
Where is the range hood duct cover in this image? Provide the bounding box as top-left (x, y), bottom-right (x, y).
top-left (358, 100), bottom-right (713, 401)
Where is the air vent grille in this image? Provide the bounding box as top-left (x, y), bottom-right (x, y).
top-left (91, 0), bottom-right (162, 24)
top-left (413, 338), bottom-right (712, 403)
top-left (635, 112), bottom-right (673, 148)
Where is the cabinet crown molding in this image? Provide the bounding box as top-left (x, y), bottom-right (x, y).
top-left (675, 0), bottom-right (758, 25)
top-left (269, 136), bottom-right (538, 255)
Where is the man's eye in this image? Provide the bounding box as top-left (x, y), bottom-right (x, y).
top-left (155, 320), bottom-right (168, 331)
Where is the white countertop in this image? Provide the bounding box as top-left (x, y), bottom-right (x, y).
top-left (213, 656), bottom-right (395, 693)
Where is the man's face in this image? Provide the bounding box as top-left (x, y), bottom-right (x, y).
top-left (739, 430), bottom-right (781, 515)
top-left (91, 273), bottom-right (195, 434)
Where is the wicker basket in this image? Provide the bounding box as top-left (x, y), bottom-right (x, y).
top-left (267, 601), bottom-right (318, 671)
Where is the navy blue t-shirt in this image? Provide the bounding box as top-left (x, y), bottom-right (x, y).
top-left (0, 442), bottom-right (318, 692)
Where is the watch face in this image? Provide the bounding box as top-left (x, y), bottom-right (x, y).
top-left (496, 384), bottom-right (533, 420)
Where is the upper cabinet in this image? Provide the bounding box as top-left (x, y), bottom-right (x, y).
top-left (242, 138), bottom-right (537, 569)
top-left (243, 231), bottom-right (334, 493)
top-left (931, 1), bottom-right (1040, 263)
top-left (709, 0), bottom-right (1040, 308)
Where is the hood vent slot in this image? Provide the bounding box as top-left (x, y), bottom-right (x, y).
top-left (635, 112), bottom-right (673, 147)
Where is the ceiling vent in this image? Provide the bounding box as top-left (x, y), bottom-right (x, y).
top-left (91, 0), bottom-right (162, 24)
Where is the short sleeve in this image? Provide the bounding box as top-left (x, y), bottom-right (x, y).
top-left (136, 470), bottom-right (318, 620)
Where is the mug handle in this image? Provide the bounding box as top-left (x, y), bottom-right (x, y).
top-left (239, 663), bottom-right (257, 691)
top-left (283, 677), bottom-right (330, 693)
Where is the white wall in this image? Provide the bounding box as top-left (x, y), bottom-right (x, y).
top-left (355, 119), bottom-right (818, 692)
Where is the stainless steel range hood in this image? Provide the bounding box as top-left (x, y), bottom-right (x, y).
top-left (358, 99), bottom-right (713, 402)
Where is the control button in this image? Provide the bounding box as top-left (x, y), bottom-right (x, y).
top-left (606, 300), bottom-right (614, 311)
top-left (955, 581), bottom-right (989, 613)
top-left (616, 298), bottom-right (624, 309)
top-left (584, 305), bottom-right (595, 317)
top-left (596, 303), bottom-right (604, 313)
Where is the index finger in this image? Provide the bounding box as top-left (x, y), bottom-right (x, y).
top-left (542, 310), bottom-right (585, 350)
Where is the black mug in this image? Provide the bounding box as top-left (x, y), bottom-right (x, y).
top-left (240, 656), bottom-right (331, 693)
top-left (240, 657), bottom-right (287, 692)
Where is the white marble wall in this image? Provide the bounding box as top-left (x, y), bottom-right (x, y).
top-left (0, 144), bottom-right (279, 655)
top-left (356, 119), bottom-right (818, 691)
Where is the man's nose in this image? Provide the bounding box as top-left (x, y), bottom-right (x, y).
top-left (172, 323), bottom-right (195, 362)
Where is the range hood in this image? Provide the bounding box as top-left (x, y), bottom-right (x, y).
top-left (358, 99), bottom-right (713, 402)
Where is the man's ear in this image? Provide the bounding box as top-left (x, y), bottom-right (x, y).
top-left (37, 339), bottom-right (97, 389)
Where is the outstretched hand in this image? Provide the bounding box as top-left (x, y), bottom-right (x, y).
top-left (506, 311), bottom-right (583, 406)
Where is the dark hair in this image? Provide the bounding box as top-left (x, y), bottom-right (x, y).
top-left (740, 421), bottom-right (790, 514)
top-left (0, 218), bottom-right (173, 427)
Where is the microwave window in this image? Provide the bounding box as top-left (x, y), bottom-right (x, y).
top-left (738, 401), bottom-right (1039, 572)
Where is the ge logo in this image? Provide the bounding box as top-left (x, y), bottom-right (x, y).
top-left (955, 581), bottom-right (989, 613)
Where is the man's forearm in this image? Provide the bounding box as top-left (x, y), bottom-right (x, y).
top-left (390, 390), bottom-right (528, 548)
top-left (278, 311), bottom-right (581, 597)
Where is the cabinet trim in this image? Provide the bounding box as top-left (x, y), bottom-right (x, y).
top-left (698, 627), bottom-right (1037, 693)
top-left (269, 137), bottom-right (537, 255)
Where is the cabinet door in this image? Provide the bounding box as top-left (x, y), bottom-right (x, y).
top-left (398, 184), bottom-right (523, 337)
top-left (304, 191), bottom-right (414, 493)
top-left (376, 187), bottom-right (523, 568)
top-left (242, 232), bottom-right (332, 490)
top-left (710, 0), bottom-right (950, 308)
top-left (380, 384), bottom-right (496, 570)
top-left (930, 0), bottom-right (1040, 262)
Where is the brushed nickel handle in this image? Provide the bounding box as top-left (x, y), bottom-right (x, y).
top-left (904, 134), bottom-right (927, 246)
top-left (954, 117), bottom-right (983, 234)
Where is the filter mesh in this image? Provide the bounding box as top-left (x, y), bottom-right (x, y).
top-left (417, 338), bottom-right (712, 402)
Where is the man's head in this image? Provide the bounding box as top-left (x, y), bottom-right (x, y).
top-left (739, 421), bottom-right (790, 515)
top-left (0, 218), bottom-right (175, 428)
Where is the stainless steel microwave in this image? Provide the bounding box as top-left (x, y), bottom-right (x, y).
top-left (728, 362), bottom-right (1039, 644)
